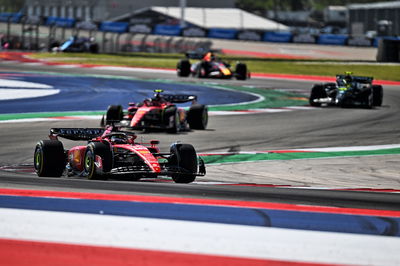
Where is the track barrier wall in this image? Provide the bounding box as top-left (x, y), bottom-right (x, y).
top-left (0, 12), bottom-right (399, 54)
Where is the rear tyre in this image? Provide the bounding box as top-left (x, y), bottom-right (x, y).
top-left (164, 106), bottom-right (180, 133)
top-left (364, 89), bottom-right (374, 109)
top-left (106, 105), bottom-right (123, 125)
top-left (309, 84), bottom-right (327, 107)
top-left (187, 104), bottom-right (208, 130)
top-left (195, 62), bottom-right (207, 78)
top-left (169, 143), bottom-right (197, 183)
top-left (34, 140), bottom-right (66, 177)
top-left (235, 63), bottom-right (248, 80)
top-left (177, 59), bottom-right (191, 77)
top-left (84, 142), bottom-right (113, 180)
top-left (372, 85), bottom-right (383, 106)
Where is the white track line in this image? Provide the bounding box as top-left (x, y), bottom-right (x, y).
top-left (0, 107), bottom-right (314, 123)
top-left (1, 208), bottom-right (399, 265)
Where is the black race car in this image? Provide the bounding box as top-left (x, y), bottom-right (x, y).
top-left (177, 51), bottom-right (249, 80)
top-left (309, 73), bottom-right (383, 108)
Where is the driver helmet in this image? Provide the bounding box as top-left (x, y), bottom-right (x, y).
top-left (343, 72), bottom-right (353, 85)
top-left (203, 51), bottom-right (214, 62)
top-left (152, 89), bottom-right (164, 102)
top-left (110, 134), bottom-right (127, 144)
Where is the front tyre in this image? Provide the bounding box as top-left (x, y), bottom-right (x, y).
top-left (177, 59), bottom-right (191, 77)
top-left (309, 84), bottom-right (327, 107)
top-left (84, 142), bottom-right (112, 180)
top-left (235, 63), bottom-right (248, 80)
top-left (34, 140), bottom-right (66, 177)
top-left (169, 143), bottom-right (198, 183)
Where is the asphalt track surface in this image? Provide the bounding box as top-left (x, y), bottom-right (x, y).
top-left (0, 62), bottom-right (399, 210)
top-left (0, 73), bottom-right (258, 113)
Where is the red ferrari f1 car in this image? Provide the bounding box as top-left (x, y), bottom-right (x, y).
top-left (101, 90), bottom-right (208, 133)
top-left (177, 51), bottom-right (249, 80)
top-left (34, 126), bottom-right (206, 183)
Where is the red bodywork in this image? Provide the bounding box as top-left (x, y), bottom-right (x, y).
top-left (42, 126), bottom-right (205, 182)
top-left (68, 146), bottom-right (86, 171)
top-left (125, 100), bottom-right (186, 129)
top-left (60, 126), bottom-right (161, 173)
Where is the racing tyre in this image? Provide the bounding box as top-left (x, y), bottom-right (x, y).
top-left (169, 143), bottom-right (198, 183)
top-left (339, 99), bottom-right (351, 108)
top-left (235, 63), bottom-right (248, 80)
top-left (89, 43), bottom-right (99, 53)
top-left (177, 59), bottom-right (191, 77)
top-left (84, 142), bottom-right (113, 180)
top-left (100, 115), bottom-right (105, 127)
top-left (106, 105), bottom-right (123, 125)
top-left (34, 140), bottom-right (66, 177)
top-left (195, 62), bottom-right (207, 78)
top-left (309, 84), bottom-right (327, 107)
top-left (48, 41), bottom-right (60, 52)
top-left (372, 85), bottom-right (383, 106)
top-left (187, 104), bottom-right (208, 130)
top-left (164, 107), bottom-right (180, 133)
top-left (364, 89), bottom-right (374, 109)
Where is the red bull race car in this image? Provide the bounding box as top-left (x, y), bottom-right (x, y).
top-left (177, 51), bottom-right (249, 80)
top-left (101, 90), bottom-right (208, 133)
top-left (34, 126), bottom-right (206, 183)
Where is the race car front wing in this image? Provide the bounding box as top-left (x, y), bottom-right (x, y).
top-left (109, 157), bottom-right (206, 177)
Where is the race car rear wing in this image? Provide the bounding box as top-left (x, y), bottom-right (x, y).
top-left (50, 128), bottom-right (105, 141)
top-left (185, 51), bottom-right (204, 59)
top-left (336, 75), bottom-right (373, 84)
top-left (185, 49), bottom-right (220, 59)
top-left (162, 94), bottom-right (197, 103)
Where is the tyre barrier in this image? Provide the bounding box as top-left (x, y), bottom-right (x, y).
top-left (376, 38), bottom-right (400, 62)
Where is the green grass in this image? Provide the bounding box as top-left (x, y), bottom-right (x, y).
top-left (30, 52), bottom-right (400, 81)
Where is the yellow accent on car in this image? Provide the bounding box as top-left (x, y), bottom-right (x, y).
top-left (221, 68), bottom-right (231, 75)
